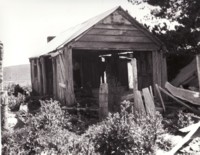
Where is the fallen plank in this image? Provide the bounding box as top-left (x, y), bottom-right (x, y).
top-left (165, 82), bottom-right (200, 105)
top-left (179, 122), bottom-right (200, 133)
top-left (134, 90), bottom-right (146, 116)
top-left (121, 94), bottom-right (134, 101)
top-left (167, 122), bottom-right (200, 155)
top-left (142, 88), bottom-right (155, 118)
top-left (155, 84), bottom-right (166, 112)
top-left (62, 107), bottom-right (99, 112)
top-left (158, 86), bottom-right (200, 115)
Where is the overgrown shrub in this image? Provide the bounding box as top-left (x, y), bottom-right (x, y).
top-left (84, 104), bottom-right (164, 155)
top-left (8, 93), bottom-right (25, 111)
top-left (156, 134), bottom-right (173, 151)
top-left (162, 110), bottom-right (198, 133)
top-left (2, 99), bottom-right (96, 154)
top-left (2, 99), bottom-right (165, 155)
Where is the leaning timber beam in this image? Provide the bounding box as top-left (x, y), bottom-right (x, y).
top-left (165, 82), bottom-right (200, 105)
top-left (158, 85), bottom-right (200, 115)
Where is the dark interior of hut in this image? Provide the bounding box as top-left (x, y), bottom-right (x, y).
top-left (72, 49), bottom-right (131, 109)
top-left (71, 49), bottom-right (154, 110)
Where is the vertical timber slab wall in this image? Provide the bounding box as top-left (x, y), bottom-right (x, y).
top-left (30, 58), bottom-right (40, 95)
top-left (36, 59), bottom-right (42, 95)
top-left (52, 57), bottom-right (57, 98)
top-left (63, 46), bottom-right (75, 105)
top-left (51, 47), bottom-right (75, 105)
top-left (40, 57), bottom-right (47, 95)
top-left (30, 60), bottom-right (35, 93)
top-left (152, 50), bottom-right (167, 99)
top-left (152, 50), bottom-right (162, 98)
top-left (161, 52), bottom-right (167, 88)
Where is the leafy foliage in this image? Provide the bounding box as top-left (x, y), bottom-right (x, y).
top-left (2, 100), bottom-right (165, 155)
top-left (162, 110), bottom-right (198, 134)
top-left (128, 0), bottom-right (200, 54)
top-left (8, 93), bottom-right (25, 111)
top-left (2, 100), bottom-right (96, 155)
top-left (84, 104), bottom-right (164, 155)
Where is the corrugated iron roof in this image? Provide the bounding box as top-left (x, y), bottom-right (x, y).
top-left (33, 6), bottom-right (120, 57)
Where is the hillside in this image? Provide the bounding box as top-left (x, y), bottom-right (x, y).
top-left (3, 64), bottom-right (31, 86)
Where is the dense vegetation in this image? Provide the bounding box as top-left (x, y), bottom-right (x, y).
top-left (128, 0), bottom-right (200, 54)
top-left (2, 84), bottom-right (200, 154)
top-left (2, 96), bottom-right (165, 155)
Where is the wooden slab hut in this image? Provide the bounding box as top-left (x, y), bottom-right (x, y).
top-left (29, 6), bottom-right (167, 106)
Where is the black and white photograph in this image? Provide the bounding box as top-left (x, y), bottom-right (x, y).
top-left (1, 0), bottom-right (200, 154)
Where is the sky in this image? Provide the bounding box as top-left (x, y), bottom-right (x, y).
top-left (0, 0), bottom-right (159, 67)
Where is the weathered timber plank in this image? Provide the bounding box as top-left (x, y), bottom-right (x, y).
top-left (152, 51), bottom-right (160, 97)
top-left (131, 58), bottom-right (138, 91)
top-left (142, 88), bottom-right (156, 118)
top-left (161, 52), bottom-right (168, 88)
top-left (121, 93), bottom-right (134, 101)
top-left (94, 24), bottom-right (138, 30)
top-left (87, 28), bottom-right (146, 36)
top-left (118, 9), bottom-right (161, 46)
top-left (99, 83), bottom-right (108, 120)
top-left (62, 107), bottom-right (99, 112)
top-left (155, 84), bottom-right (166, 112)
top-left (158, 85), bottom-right (200, 114)
top-left (157, 51), bottom-right (162, 87)
top-left (134, 90), bottom-right (146, 116)
top-left (30, 60), bottom-right (35, 93)
top-left (196, 54), bottom-right (200, 91)
top-left (72, 41), bottom-right (158, 50)
top-left (171, 59), bottom-right (196, 86)
top-left (52, 58), bottom-right (57, 98)
top-left (100, 10), bottom-right (132, 25)
top-left (168, 122), bottom-right (200, 155)
top-left (36, 59), bottom-right (42, 95)
top-left (79, 35), bottom-right (152, 43)
top-left (40, 57), bottom-right (47, 95)
top-left (56, 58), bottom-right (61, 100)
top-left (165, 82), bottom-right (200, 105)
top-left (57, 55), bottom-right (66, 83)
top-left (64, 47), bottom-right (75, 105)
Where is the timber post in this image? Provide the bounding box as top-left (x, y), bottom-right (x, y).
top-left (131, 58), bottom-right (138, 92)
top-left (64, 46), bottom-right (75, 105)
top-left (99, 81), bottom-right (108, 121)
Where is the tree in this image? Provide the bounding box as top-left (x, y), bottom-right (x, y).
top-left (128, 0), bottom-right (200, 54)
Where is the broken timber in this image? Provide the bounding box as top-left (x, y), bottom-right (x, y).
top-left (165, 82), bottom-right (200, 105)
top-left (142, 88), bottom-right (155, 118)
top-left (134, 90), bottom-right (146, 116)
top-left (155, 84), bottom-right (166, 112)
top-left (158, 85), bottom-right (200, 115)
top-left (168, 121), bottom-right (200, 155)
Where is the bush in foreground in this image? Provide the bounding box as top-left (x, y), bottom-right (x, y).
top-left (85, 111), bottom-right (163, 155)
top-left (2, 100), bottom-right (164, 155)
